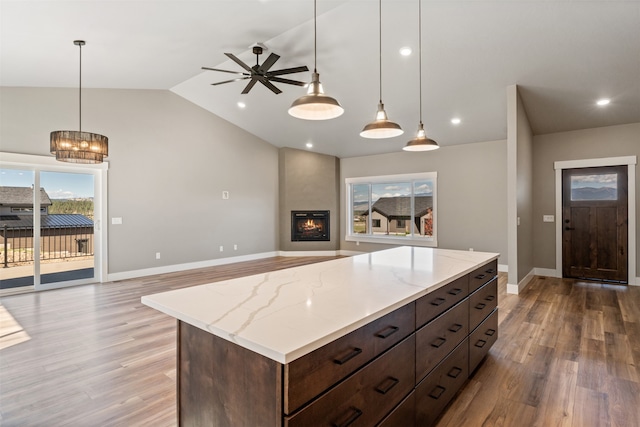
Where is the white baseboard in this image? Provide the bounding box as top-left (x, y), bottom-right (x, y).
top-left (506, 267), bottom-right (535, 295)
top-left (107, 251), bottom-right (278, 282)
top-left (278, 250), bottom-right (340, 257)
top-left (498, 264), bottom-right (508, 273)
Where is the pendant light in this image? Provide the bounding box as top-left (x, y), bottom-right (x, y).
top-left (360, 0), bottom-right (403, 139)
top-left (50, 40), bottom-right (108, 164)
top-left (288, 0), bottom-right (344, 120)
top-left (403, 0), bottom-right (439, 151)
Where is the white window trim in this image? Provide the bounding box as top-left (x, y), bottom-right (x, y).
top-left (345, 172), bottom-right (437, 247)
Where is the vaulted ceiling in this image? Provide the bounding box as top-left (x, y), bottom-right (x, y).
top-left (2, 0), bottom-right (639, 158)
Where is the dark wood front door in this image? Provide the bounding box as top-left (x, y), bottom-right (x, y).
top-left (562, 165), bottom-right (628, 283)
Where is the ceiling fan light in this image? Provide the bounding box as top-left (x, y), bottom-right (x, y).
top-left (288, 72), bottom-right (344, 120)
top-left (360, 102), bottom-right (404, 139)
top-left (403, 123), bottom-right (439, 151)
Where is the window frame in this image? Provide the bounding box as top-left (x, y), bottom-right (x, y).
top-left (345, 172), bottom-right (437, 247)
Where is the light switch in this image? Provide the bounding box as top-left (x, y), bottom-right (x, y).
top-left (543, 215), bottom-right (555, 223)
top-left (112, 217), bottom-right (123, 225)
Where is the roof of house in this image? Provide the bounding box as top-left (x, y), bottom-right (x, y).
top-left (364, 196), bottom-right (433, 219)
top-left (0, 214), bottom-right (93, 229)
top-left (0, 186), bottom-right (52, 207)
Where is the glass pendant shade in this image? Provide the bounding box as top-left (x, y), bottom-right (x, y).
top-left (403, 122), bottom-right (439, 151)
top-left (288, 72), bottom-right (344, 120)
top-left (360, 102), bottom-right (404, 138)
top-left (50, 130), bottom-right (109, 164)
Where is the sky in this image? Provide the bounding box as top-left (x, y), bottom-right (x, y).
top-left (353, 179), bottom-right (434, 204)
top-left (0, 168), bottom-right (94, 199)
top-left (570, 173), bottom-right (617, 189)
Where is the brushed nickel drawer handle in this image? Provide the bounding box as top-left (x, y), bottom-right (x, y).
top-left (475, 303), bottom-right (487, 310)
top-left (431, 337), bottom-right (446, 348)
top-left (484, 295), bottom-right (495, 302)
top-left (375, 325), bottom-right (399, 339)
top-left (334, 347), bottom-right (363, 365)
top-left (475, 339), bottom-right (487, 348)
top-left (332, 407), bottom-right (363, 427)
top-left (375, 376), bottom-right (400, 395)
top-left (429, 385), bottom-right (446, 400)
top-left (447, 366), bottom-right (462, 379)
top-left (475, 274), bottom-right (486, 280)
top-left (486, 329), bottom-right (496, 337)
top-left (431, 297), bottom-right (446, 306)
top-left (448, 323), bottom-right (463, 333)
top-left (448, 288), bottom-right (462, 296)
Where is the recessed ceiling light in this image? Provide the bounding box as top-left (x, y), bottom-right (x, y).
top-left (306, 142), bottom-right (313, 149)
top-left (399, 47), bottom-right (412, 56)
top-left (451, 117), bottom-right (461, 125)
top-left (237, 102), bottom-right (246, 109)
top-left (596, 98), bottom-right (610, 106)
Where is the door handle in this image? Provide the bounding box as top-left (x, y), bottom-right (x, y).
top-left (565, 227), bottom-right (575, 231)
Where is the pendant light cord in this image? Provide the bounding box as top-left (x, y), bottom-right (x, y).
top-left (418, 0), bottom-right (423, 125)
top-left (378, 0), bottom-right (382, 103)
top-left (78, 42), bottom-right (82, 132)
top-left (313, 0), bottom-right (317, 73)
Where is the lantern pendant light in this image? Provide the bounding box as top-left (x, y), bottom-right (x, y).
top-left (360, 0), bottom-right (403, 139)
top-left (50, 40), bottom-right (109, 164)
top-left (288, 0), bottom-right (344, 120)
top-left (403, 0), bottom-right (439, 151)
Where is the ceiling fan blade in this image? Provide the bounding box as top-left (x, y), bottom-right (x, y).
top-left (269, 77), bottom-right (307, 86)
top-left (211, 77), bottom-right (250, 86)
top-left (201, 67), bottom-right (248, 75)
top-left (259, 53), bottom-right (281, 73)
top-left (267, 66), bottom-right (310, 77)
top-left (225, 53), bottom-right (254, 73)
top-left (241, 78), bottom-right (259, 94)
top-left (258, 77), bottom-right (282, 94)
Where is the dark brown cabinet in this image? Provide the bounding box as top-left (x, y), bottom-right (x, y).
top-left (177, 260), bottom-right (498, 427)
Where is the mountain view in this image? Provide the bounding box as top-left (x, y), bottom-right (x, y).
top-left (571, 186), bottom-right (617, 201)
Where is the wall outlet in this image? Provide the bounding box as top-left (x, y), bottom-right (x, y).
top-left (543, 215), bottom-right (555, 223)
top-left (219, 246), bottom-right (224, 252)
top-left (222, 191), bottom-right (229, 200)
top-left (156, 252), bottom-right (161, 260)
top-left (469, 248), bottom-right (474, 251)
top-left (234, 244), bottom-right (238, 250)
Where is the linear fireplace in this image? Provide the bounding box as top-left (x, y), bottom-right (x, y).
top-left (291, 211), bottom-right (330, 242)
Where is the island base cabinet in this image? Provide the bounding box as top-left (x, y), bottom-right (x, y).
top-left (415, 338), bottom-right (469, 427)
top-left (378, 391), bottom-right (416, 427)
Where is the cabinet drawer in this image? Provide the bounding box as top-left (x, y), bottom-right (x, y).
top-left (416, 338), bottom-right (469, 427)
top-left (469, 277), bottom-right (497, 331)
top-left (469, 308), bottom-right (498, 373)
top-left (469, 260), bottom-right (497, 293)
top-left (416, 275), bottom-right (469, 328)
top-left (285, 335), bottom-right (416, 427)
top-left (377, 391), bottom-right (415, 427)
top-left (416, 299), bottom-right (469, 383)
top-left (284, 302), bottom-right (415, 414)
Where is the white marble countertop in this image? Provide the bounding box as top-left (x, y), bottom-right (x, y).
top-left (141, 246), bottom-right (499, 364)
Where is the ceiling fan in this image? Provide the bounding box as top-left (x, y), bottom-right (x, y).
top-left (202, 45), bottom-right (309, 94)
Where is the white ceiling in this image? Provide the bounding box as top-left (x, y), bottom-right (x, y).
top-left (2, 0), bottom-right (639, 158)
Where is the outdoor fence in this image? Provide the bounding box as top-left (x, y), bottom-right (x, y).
top-left (1, 224), bottom-right (94, 268)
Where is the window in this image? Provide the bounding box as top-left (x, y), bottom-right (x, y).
top-left (346, 172), bottom-right (437, 247)
top-left (570, 173), bottom-right (618, 201)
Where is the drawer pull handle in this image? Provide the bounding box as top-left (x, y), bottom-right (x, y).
top-left (431, 337), bottom-right (446, 348)
top-left (475, 303), bottom-right (487, 310)
top-left (486, 329), bottom-right (496, 337)
top-left (448, 288), bottom-right (462, 296)
top-left (375, 376), bottom-right (400, 395)
top-left (429, 385), bottom-right (446, 400)
top-left (484, 295), bottom-right (495, 302)
top-left (475, 339), bottom-right (487, 348)
top-left (486, 269), bottom-right (496, 274)
top-left (332, 407), bottom-right (363, 427)
top-left (375, 326), bottom-right (399, 339)
top-left (448, 323), bottom-right (463, 333)
top-left (447, 366), bottom-right (463, 379)
top-left (431, 297), bottom-right (446, 306)
top-left (334, 347), bottom-right (363, 365)
top-left (475, 274), bottom-right (486, 280)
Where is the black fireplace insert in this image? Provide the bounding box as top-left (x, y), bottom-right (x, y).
top-left (291, 211), bottom-right (330, 242)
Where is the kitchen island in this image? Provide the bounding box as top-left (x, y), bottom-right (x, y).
top-left (142, 246), bottom-right (499, 426)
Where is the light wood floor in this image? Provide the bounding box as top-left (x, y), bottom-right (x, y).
top-left (1, 257), bottom-right (639, 426)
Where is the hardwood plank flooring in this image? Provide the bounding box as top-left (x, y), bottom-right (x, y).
top-left (1, 259), bottom-right (639, 426)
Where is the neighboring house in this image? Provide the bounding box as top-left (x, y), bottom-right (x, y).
top-left (0, 187), bottom-right (94, 261)
top-left (363, 195), bottom-right (433, 236)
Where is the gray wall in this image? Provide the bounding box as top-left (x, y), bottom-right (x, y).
top-left (340, 140), bottom-right (508, 264)
top-left (279, 147), bottom-right (340, 251)
top-left (0, 87), bottom-right (279, 274)
top-left (532, 122), bottom-right (640, 272)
